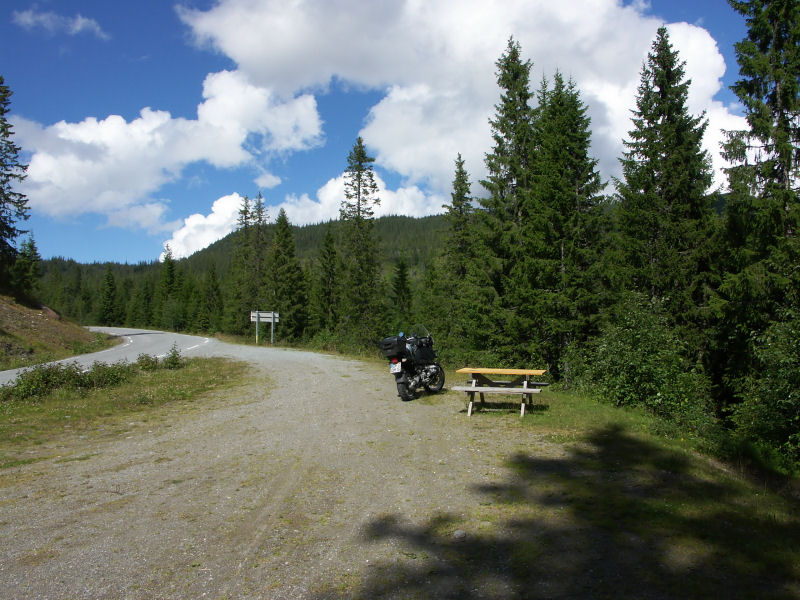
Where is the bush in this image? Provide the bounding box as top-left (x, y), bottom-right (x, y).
top-left (732, 310), bottom-right (800, 474)
top-left (571, 294), bottom-right (714, 432)
top-left (162, 344), bottom-right (184, 370)
top-left (1, 362), bottom-right (84, 401)
top-left (1, 351), bottom-right (186, 402)
top-left (136, 353), bottom-right (160, 371)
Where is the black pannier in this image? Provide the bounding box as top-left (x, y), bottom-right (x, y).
top-left (378, 335), bottom-right (406, 358)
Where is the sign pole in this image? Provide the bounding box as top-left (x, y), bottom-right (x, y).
top-left (271, 312), bottom-right (275, 345)
top-left (255, 310), bottom-right (260, 345)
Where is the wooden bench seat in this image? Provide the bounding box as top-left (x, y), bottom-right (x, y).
top-left (453, 367), bottom-right (550, 417)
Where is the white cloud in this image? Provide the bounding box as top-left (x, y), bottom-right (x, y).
top-left (13, 8), bottom-right (110, 40)
top-left (274, 172), bottom-right (444, 227)
top-left (15, 70), bottom-right (323, 231)
top-left (181, 0), bottom-right (747, 193)
top-left (16, 0), bottom-right (749, 260)
top-left (160, 193), bottom-right (243, 259)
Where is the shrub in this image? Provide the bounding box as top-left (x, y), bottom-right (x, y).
top-left (1, 362), bottom-right (84, 401)
top-left (162, 344), bottom-right (184, 370)
top-left (572, 293), bottom-right (714, 432)
top-left (732, 310), bottom-right (800, 474)
top-left (136, 353), bottom-right (160, 371)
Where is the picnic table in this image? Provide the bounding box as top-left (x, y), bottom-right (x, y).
top-left (452, 367), bottom-right (549, 417)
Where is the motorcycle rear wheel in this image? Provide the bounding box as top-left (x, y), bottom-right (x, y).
top-left (396, 382), bottom-right (415, 401)
top-left (423, 365), bottom-right (445, 393)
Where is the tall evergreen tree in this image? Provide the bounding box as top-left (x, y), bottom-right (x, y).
top-left (264, 208), bottom-right (307, 341)
top-left (339, 137), bottom-right (382, 343)
top-left (0, 76), bottom-right (29, 289)
top-left (714, 0), bottom-right (800, 455)
top-left (516, 72), bottom-right (606, 376)
top-left (443, 153), bottom-right (475, 279)
top-left (224, 195), bottom-right (259, 334)
top-left (478, 37), bottom-right (536, 356)
top-left (308, 223), bottom-right (340, 334)
top-left (391, 258), bottom-right (412, 318)
top-left (615, 26), bottom-right (714, 335)
top-left (10, 234), bottom-right (41, 298)
top-left (97, 266), bottom-right (119, 325)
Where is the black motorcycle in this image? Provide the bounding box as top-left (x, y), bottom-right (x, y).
top-left (378, 325), bottom-right (445, 401)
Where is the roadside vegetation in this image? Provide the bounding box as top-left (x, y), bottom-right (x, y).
top-left (0, 350), bottom-right (249, 469)
top-left (0, 294), bottom-right (118, 371)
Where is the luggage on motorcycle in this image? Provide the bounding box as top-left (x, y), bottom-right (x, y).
top-left (378, 335), bottom-right (406, 358)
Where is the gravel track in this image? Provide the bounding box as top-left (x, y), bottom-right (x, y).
top-left (0, 336), bottom-right (562, 599)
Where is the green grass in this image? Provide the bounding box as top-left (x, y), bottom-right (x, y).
top-left (401, 383), bottom-right (800, 599)
top-left (0, 332), bottom-right (119, 371)
top-left (0, 357), bottom-right (250, 468)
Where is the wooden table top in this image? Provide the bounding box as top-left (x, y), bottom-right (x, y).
top-left (456, 367), bottom-right (547, 376)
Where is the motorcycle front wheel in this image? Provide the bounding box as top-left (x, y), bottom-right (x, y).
top-left (423, 365), bottom-right (445, 393)
top-left (396, 382), bottom-right (415, 401)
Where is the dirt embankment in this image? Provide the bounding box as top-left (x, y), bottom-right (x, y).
top-left (0, 295), bottom-right (99, 369)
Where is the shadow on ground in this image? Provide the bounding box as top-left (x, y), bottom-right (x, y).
top-left (315, 424), bottom-right (800, 599)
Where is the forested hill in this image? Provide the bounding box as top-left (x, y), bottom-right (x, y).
top-left (181, 213), bottom-right (447, 277)
top-left (36, 213), bottom-right (447, 324)
top-left (40, 213), bottom-right (446, 282)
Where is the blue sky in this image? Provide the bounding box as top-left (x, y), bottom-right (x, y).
top-left (2, 0), bottom-right (748, 264)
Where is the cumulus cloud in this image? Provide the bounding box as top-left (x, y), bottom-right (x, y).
top-left (274, 172), bottom-right (445, 227)
top-left (15, 70), bottom-right (323, 231)
top-left (160, 193), bottom-right (243, 259)
top-left (180, 0), bottom-right (746, 194)
top-left (13, 8), bottom-right (110, 40)
top-left (17, 0), bottom-right (749, 260)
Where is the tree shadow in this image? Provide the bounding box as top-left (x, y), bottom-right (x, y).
top-left (313, 424), bottom-right (800, 599)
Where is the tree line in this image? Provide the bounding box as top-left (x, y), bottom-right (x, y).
top-left (2, 1), bottom-right (798, 473)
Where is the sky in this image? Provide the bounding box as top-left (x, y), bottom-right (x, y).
top-left (1, 0), bottom-right (749, 264)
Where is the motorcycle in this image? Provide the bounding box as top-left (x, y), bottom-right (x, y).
top-left (378, 325), bottom-right (445, 401)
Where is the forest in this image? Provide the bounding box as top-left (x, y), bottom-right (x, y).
top-left (2, 4), bottom-right (799, 475)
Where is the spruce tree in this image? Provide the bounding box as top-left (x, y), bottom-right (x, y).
top-left (98, 266), bottom-right (119, 325)
top-left (443, 153), bottom-right (475, 279)
top-left (390, 258), bottom-right (412, 320)
top-left (478, 37), bottom-right (536, 357)
top-left (339, 137), bottom-right (381, 344)
top-left (224, 195), bottom-right (260, 334)
top-left (615, 26), bottom-right (714, 334)
top-left (264, 208), bottom-right (307, 341)
top-left (713, 0), bottom-right (800, 453)
top-left (521, 72), bottom-right (606, 376)
top-left (10, 235), bottom-right (41, 299)
top-left (0, 76), bottom-right (29, 288)
top-left (308, 223), bottom-right (339, 334)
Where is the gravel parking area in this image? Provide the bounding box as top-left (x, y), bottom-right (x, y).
top-left (0, 341), bottom-right (563, 599)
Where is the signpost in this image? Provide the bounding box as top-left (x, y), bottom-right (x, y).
top-left (250, 311), bottom-right (279, 344)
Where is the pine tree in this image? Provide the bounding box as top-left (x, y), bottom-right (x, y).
top-left (714, 0), bottom-right (800, 459)
top-left (615, 26), bottom-right (714, 333)
top-left (97, 266), bottom-right (119, 325)
top-left (0, 76), bottom-right (29, 288)
top-left (477, 37), bottom-right (536, 357)
top-left (443, 153), bottom-right (475, 279)
top-left (524, 72), bottom-right (606, 376)
top-left (264, 208), bottom-right (307, 341)
top-left (390, 258), bottom-right (412, 322)
top-left (10, 234), bottom-right (41, 298)
top-left (308, 223), bottom-right (340, 334)
top-left (339, 137), bottom-right (382, 344)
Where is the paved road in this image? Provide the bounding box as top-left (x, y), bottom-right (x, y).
top-left (0, 327), bottom-right (216, 386)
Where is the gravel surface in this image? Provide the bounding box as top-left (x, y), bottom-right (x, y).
top-left (0, 337), bottom-right (564, 599)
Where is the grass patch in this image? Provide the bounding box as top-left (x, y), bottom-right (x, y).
top-left (0, 356), bottom-right (249, 468)
top-left (361, 386), bottom-right (800, 599)
top-left (0, 332), bottom-right (119, 371)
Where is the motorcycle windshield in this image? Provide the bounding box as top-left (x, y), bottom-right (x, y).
top-left (408, 324), bottom-right (430, 339)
